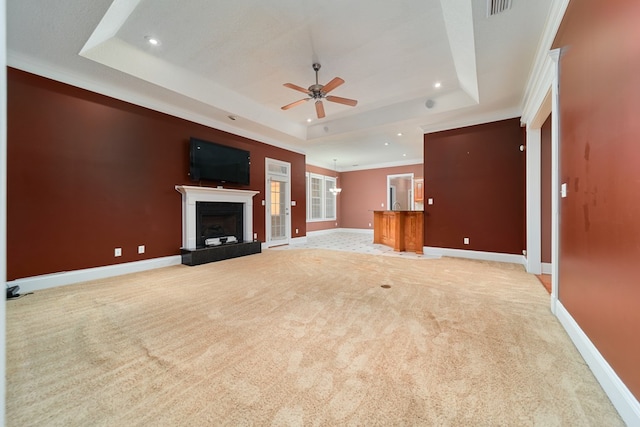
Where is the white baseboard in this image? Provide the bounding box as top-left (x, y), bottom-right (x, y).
top-left (7, 255), bottom-right (182, 294)
top-left (423, 246), bottom-right (526, 265)
top-left (263, 236), bottom-right (307, 249)
top-left (266, 228), bottom-right (370, 247)
top-left (290, 236), bottom-right (308, 245)
top-left (306, 228), bottom-right (373, 237)
top-left (542, 262), bottom-right (552, 274)
top-left (337, 228), bottom-right (374, 234)
top-left (555, 299), bottom-right (640, 425)
top-left (305, 228), bottom-right (338, 237)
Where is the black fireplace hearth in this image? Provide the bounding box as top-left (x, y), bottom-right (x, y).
top-left (180, 241), bottom-right (261, 266)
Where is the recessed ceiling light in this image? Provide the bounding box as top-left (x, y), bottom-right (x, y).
top-left (397, 132), bottom-right (403, 137)
top-left (307, 118), bottom-right (312, 123)
top-left (434, 82), bottom-right (441, 88)
top-left (384, 142), bottom-right (389, 146)
top-left (145, 36), bottom-right (160, 46)
top-left (403, 153), bottom-right (407, 157)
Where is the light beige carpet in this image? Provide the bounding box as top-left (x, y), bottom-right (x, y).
top-left (6, 249), bottom-right (623, 426)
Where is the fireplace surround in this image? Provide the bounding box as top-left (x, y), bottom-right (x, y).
top-left (175, 185), bottom-right (261, 265)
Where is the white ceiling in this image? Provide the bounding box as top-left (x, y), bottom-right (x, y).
top-left (7, 0), bottom-right (553, 171)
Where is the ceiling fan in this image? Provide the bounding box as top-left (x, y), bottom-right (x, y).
top-left (281, 63), bottom-right (358, 119)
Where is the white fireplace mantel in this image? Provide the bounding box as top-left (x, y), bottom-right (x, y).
top-left (175, 185), bottom-right (259, 250)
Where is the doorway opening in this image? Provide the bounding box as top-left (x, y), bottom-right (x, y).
top-left (265, 158), bottom-right (291, 247)
top-left (387, 173), bottom-right (414, 210)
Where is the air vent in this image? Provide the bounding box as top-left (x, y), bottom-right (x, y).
top-left (487, 0), bottom-right (512, 16)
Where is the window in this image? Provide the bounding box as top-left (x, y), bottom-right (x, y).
top-left (306, 173), bottom-right (337, 221)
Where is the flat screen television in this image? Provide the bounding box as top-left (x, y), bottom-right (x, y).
top-left (189, 138), bottom-right (250, 185)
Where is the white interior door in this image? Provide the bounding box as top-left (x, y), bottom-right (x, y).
top-left (265, 158), bottom-right (291, 246)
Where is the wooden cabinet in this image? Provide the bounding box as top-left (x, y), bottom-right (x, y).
top-left (414, 178), bottom-right (424, 202)
top-left (373, 211), bottom-right (423, 254)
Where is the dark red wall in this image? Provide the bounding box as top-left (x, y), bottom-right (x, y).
top-left (423, 118), bottom-right (525, 254)
top-left (7, 68), bottom-right (306, 281)
top-left (553, 0), bottom-right (640, 399)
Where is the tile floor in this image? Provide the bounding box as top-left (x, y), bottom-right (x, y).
top-left (270, 230), bottom-right (439, 260)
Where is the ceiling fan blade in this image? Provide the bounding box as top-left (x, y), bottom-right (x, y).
top-left (283, 83), bottom-right (310, 94)
top-left (281, 98), bottom-right (310, 110)
top-left (321, 77), bottom-right (344, 94)
top-left (315, 100), bottom-right (326, 119)
top-left (326, 95), bottom-right (358, 107)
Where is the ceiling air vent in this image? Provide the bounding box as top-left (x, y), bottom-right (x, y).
top-left (487, 0), bottom-right (512, 17)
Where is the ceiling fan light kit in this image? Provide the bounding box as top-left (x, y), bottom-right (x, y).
top-left (282, 63), bottom-right (358, 119)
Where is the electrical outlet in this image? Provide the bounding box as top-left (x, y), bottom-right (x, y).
top-left (114, 248), bottom-right (122, 257)
top-left (428, 198), bottom-right (433, 205)
top-left (463, 237), bottom-right (469, 245)
top-left (138, 245), bottom-right (145, 254)
top-left (295, 228), bottom-right (299, 234)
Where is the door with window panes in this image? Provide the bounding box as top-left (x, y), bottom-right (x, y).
top-left (265, 158), bottom-right (291, 246)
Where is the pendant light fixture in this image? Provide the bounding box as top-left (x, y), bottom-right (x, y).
top-left (329, 159), bottom-right (342, 195)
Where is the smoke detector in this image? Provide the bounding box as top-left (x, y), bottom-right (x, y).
top-left (487, 0), bottom-right (512, 17)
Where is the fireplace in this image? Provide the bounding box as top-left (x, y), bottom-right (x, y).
top-left (196, 202), bottom-right (243, 247)
top-left (175, 185), bottom-right (261, 265)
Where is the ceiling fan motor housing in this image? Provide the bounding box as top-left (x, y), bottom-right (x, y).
top-left (309, 84), bottom-right (324, 98)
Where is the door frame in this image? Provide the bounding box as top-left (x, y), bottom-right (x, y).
top-left (264, 157), bottom-right (291, 247)
top-left (387, 173), bottom-right (414, 210)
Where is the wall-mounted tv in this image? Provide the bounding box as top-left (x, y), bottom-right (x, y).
top-left (189, 138), bottom-right (250, 185)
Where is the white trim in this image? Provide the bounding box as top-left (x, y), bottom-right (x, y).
top-left (313, 158), bottom-right (423, 173)
top-left (549, 49), bottom-right (561, 313)
top-left (306, 228), bottom-right (340, 237)
top-left (175, 185), bottom-right (258, 250)
top-left (306, 172), bottom-right (337, 222)
top-left (1, 0), bottom-right (8, 419)
top-left (541, 262), bottom-right (552, 274)
top-left (387, 173), bottom-right (414, 211)
top-left (525, 127), bottom-right (542, 274)
top-left (307, 228), bottom-right (373, 237)
top-left (6, 255), bottom-right (182, 294)
top-left (423, 247), bottom-right (526, 265)
top-left (265, 158), bottom-right (292, 248)
top-left (555, 301), bottom-right (640, 426)
top-left (289, 236), bottom-right (308, 245)
top-left (336, 228), bottom-right (373, 235)
top-left (521, 0), bottom-right (571, 121)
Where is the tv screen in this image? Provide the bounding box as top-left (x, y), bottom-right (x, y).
top-left (189, 138), bottom-right (250, 185)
